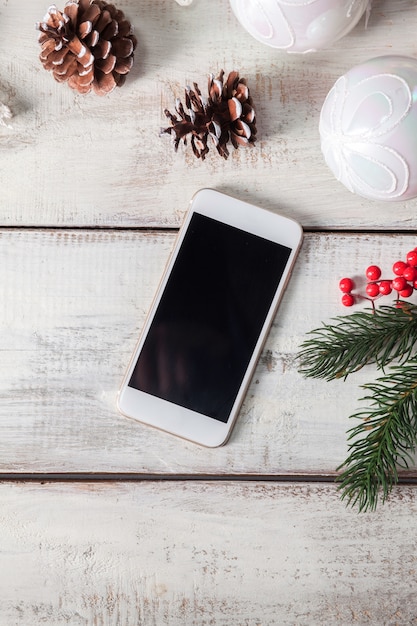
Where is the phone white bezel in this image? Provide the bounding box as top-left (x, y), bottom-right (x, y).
top-left (117, 188), bottom-right (303, 447)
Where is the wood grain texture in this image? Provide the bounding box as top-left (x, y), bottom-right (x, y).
top-left (1, 0), bottom-right (417, 228)
top-left (3, 0), bottom-right (417, 620)
top-left (1, 228), bottom-right (416, 475)
top-left (1, 480), bottom-right (417, 625)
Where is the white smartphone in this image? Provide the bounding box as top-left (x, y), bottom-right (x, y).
top-left (117, 189), bottom-right (303, 447)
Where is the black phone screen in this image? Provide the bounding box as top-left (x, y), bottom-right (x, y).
top-left (128, 213), bottom-right (291, 423)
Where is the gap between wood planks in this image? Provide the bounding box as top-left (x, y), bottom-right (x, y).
top-left (2, 226), bottom-right (417, 235)
top-left (0, 472), bottom-right (417, 484)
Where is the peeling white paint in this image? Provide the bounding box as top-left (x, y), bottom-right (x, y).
top-left (0, 1), bottom-right (416, 229)
top-left (1, 481), bottom-right (417, 624)
top-left (1, 1), bottom-right (417, 624)
top-left (0, 103), bottom-right (12, 128)
top-left (0, 230), bottom-right (416, 473)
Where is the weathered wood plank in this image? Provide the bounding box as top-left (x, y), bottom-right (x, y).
top-left (1, 228), bottom-right (416, 474)
top-left (1, 480), bottom-right (417, 625)
top-left (1, 0), bottom-right (417, 228)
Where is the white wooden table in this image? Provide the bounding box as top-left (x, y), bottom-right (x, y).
top-left (2, 1), bottom-right (417, 623)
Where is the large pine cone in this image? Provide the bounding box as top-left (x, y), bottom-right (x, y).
top-left (163, 70), bottom-right (256, 160)
top-left (37, 1), bottom-right (137, 95)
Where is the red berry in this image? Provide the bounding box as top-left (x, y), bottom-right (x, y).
top-left (406, 250), bottom-right (417, 267)
top-left (400, 285), bottom-right (414, 298)
top-left (339, 277), bottom-right (354, 293)
top-left (392, 276), bottom-right (407, 291)
top-left (366, 265), bottom-right (381, 281)
top-left (366, 283), bottom-right (380, 298)
top-left (379, 280), bottom-right (392, 295)
top-left (341, 293), bottom-right (355, 307)
top-left (393, 261), bottom-right (408, 276)
top-left (402, 265), bottom-right (417, 281)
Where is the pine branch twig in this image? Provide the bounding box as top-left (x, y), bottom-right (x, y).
top-left (297, 302), bottom-right (417, 511)
top-left (298, 303), bottom-right (417, 381)
top-left (337, 359), bottom-right (417, 512)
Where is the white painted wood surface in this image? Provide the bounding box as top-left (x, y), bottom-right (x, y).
top-left (0, 228), bottom-right (416, 474)
top-left (1, 480), bottom-right (417, 625)
top-left (0, 0), bottom-right (416, 229)
top-left (2, 0), bottom-right (417, 622)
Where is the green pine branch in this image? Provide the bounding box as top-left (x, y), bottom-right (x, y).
top-left (297, 302), bottom-right (417, 511)
top-left (298, 303), bottom-right (417, 381)
top-left (337, 359), bottom-right (417, 512)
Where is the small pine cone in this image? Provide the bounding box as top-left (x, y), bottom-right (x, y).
top-left (162, 70), bottom-right (256, 160)
top-left (36, 1), bottom-right (137, 95)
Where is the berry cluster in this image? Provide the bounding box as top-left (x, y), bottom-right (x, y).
top-left (339, 247), bottom-right (417, 308)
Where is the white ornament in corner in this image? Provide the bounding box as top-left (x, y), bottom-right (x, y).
top-left (0, 103), bottom-right (12, 128)
top-left (175, 0), bottom-right (193, 5)
top-left (320, 55), bottom-right (417, 202)
top-left (229, 0), bottom-right (371, 53)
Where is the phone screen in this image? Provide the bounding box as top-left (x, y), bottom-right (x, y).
top-left (128, 212), bottom-right (291, 423)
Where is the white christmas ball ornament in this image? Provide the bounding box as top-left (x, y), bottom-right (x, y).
top-left (229, 0), bottom-right (371, 53)
top-left (320, 56), bottom-right (417, 202)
